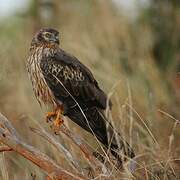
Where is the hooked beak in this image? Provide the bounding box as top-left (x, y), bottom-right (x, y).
top-left (49, 36), bottom-right (59, 44)
top-left (54, 36), bottom-right (59, 44)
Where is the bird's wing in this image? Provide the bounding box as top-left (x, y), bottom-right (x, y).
top-left (40, 48), bottom-right (111, 110)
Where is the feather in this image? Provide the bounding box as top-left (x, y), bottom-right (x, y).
top-left (39, 47), bottom-right (135, 165)
top-left (40, 48), bottom-right (110, 110)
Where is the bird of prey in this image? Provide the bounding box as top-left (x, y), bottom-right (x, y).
top-left (27, 28), bottom-right (135, 165)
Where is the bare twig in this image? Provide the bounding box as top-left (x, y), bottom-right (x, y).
top-left (52, 123), bottom-right (108, 175)
top-left (30, 127), bottom-right (84, 174)
top-left (0, 113), bottom-right (85, 180)
top-left (0, 145), bottom-right (12, 152)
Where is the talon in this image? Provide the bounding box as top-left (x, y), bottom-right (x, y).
top-left (52, 108), bottom-right (64, 128)
top-left (45, 106), bottom-right (64, 134)
top-left (52, 117), bottom-right (63, 135)
top-left (51, 109), bottom-right (64, 134)
top-left (46, 111), bottom-right (56, 122)
top-left (54, 131), bottom-right (58, 135)
top-left (53, 117), bottom-right (64, 127)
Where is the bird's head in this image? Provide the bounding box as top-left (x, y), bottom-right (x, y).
top-left (31, 28), bottom-right (60, 47)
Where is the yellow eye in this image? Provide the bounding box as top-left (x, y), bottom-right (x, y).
top-left (44, 32), bottom-right (51, 38)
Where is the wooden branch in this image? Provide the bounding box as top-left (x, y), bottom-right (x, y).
top-left (51, 123), bottom-right (108, 175)
top-left (0, 145), bottom-right (12, 152)
top-left (0, 113), bottom-right (85, 180)
top-left (30, 127), bottom-right (84, 175)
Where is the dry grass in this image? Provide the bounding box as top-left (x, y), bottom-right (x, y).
top-left (0, 1), bottom-right (179, 179)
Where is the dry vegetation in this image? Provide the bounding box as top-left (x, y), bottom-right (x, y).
top-left (0, 0), bottom-right (179, 179)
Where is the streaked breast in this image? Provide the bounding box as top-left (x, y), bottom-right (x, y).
top-left (27, 46), bottom-right (56, 107)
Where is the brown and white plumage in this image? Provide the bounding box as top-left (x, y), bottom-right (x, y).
top-left (27, 28), bottom-right (135, 165)
top-left (27, 45), bottom-right (56, 107)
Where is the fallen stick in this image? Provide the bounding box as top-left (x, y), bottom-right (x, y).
top-left (0, 113), bottom-right (85, 180)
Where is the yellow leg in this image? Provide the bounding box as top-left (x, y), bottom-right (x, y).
top-left (46, 111), bottom-right (57, 122)
top-left (46, 105), bottom-right (64, 128)
top-left (53, 109), bottom-right (64, 127)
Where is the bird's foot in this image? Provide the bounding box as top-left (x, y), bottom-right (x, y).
top-left (51, 117), bottom-right (64, 135)
top-left (46, 111), bottom-right (57, 123)
top-left (46, 108), bottom-right (64, 134)
top-left (53, 116), bottom-right (64, 127)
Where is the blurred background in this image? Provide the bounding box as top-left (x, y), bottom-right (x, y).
top-left (0, 0), bottom-right (179, 179)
